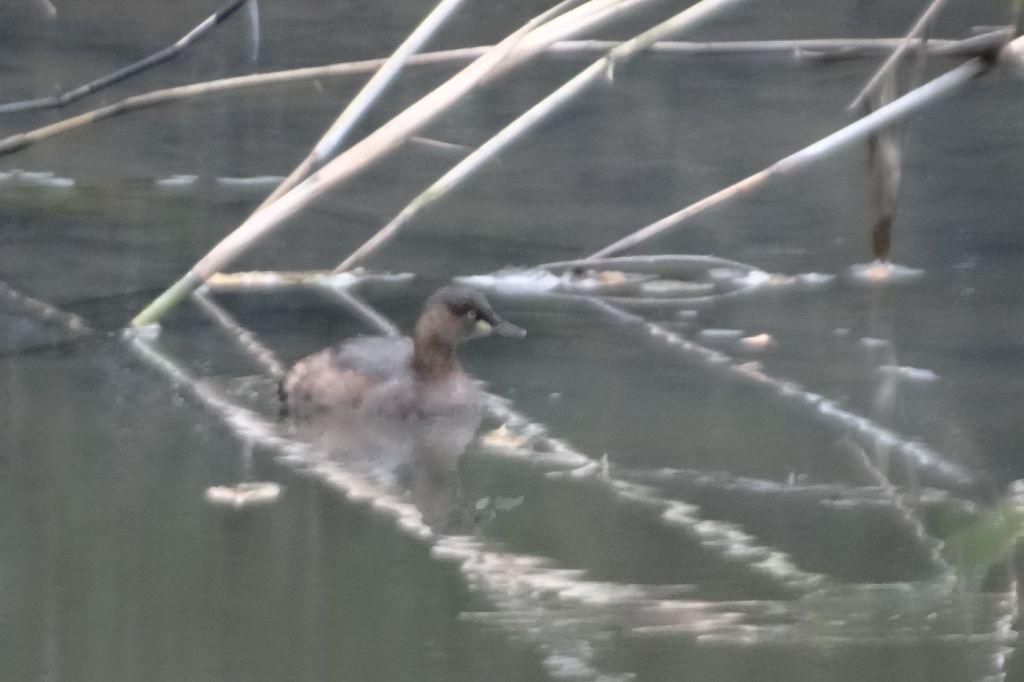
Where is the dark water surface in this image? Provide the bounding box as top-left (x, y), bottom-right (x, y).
top-left (2, 0), bottom-right (1024, 680)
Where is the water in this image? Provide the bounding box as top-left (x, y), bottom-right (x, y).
top-left (3, 0), bottom-right (1024, 679)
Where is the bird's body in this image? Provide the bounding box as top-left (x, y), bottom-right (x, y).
top-left (279, 288), bottom-right (525, 485)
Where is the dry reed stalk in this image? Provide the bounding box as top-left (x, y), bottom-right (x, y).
top-left (253, 0), bottom-right (474, 212)
top-left (0, 48), bottom-right (489, 157)
top-left (847, 0), bottom-right (949, 110)
top-left (0, 32), bottom-right (1010, 158)
top-left (205, 270), bottom-right (334, 289)
top-left (203, 269), bottom-right (414, 292)
top-left (589, 34), bottom-right (1021, 260)
top-left (130, 0), bottom-right (655, 327)
top-left (199, 270), bottom-right (401, 336)
top-left (332, 0), bottom-right (749, 274)
top-left (864, 30), bottom-right (930, 262)
top-left (0, 0), bottom-right (252, 114)
top-left (554, 33), bottom-right (998, 56)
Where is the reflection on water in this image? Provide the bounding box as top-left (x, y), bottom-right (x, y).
top-left (3, 0), bottom-right (1024, 680)
top-left (277, 287), bottom-right (526, 532)
top-left (285, 372), bottom-right (474, 534)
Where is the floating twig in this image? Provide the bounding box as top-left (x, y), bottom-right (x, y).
top-left (538, 253), bottom-right (758, 274)
top-left (206, 269), bottom-right (340, 290)
top-left (205, 267), bottom-right (405, 336)
top-left (589, 35), bottom-right (1021, 259)
top-left (332, 0), bottom-right (749, 273)
top-left (204, 268), bottom-right (414, 292)
top-left (0, 0), bottom-right (252, 115)
top-left (130, 0), bottom-right (655, 327)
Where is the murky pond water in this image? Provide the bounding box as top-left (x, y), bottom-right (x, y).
top-left (2, 0), bottom-right (1024, 680)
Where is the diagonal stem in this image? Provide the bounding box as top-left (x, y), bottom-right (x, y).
top-left (847, 0), bottom-right (949, 111)
top-left (252, 0), bottom-right (473, 213)
top-left (0, 31), bottom-right (1012, 159)
top-left (332, 0), bottom-right (749, 273)
top-left (587, 36), bottom-right (1023, 260)
top-left (0, 0), bottom-right (251, 114)
top-left (130, 0), bottom-right (651, 327)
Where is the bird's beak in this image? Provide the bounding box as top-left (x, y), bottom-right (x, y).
top-left (473, 317), bottom-right (526, 339)
top-left (492, 319), bottom-right (527, 339)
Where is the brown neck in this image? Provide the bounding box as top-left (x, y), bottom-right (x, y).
top-left (411, 307), bottom-right (460, 380)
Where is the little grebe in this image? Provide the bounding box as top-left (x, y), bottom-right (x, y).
top-left (279, 287), bottom-right (525, 479)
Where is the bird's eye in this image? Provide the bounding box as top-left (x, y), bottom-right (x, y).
top-left (467, 310), bottom-right (479, 320)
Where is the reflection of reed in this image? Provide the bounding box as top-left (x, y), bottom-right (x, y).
top-left (0, 280), bottom-right (88, 334)
top-left (587, 297), bottom-right (976, 492)
top-left (183, 280), bottom-right (829, 601)
top-left (482, 393), bottom-right (826, 594)
top-left (122, 331), bottom-right (655, 679)
top-left (179, 261), bottom-right (963, 590)
top-left (6, 0), bottom-right (1023, 674)
top-left (191, 290), bottom-right (285, 378)
top-left (4, 270), bottom-right (1017, 681)
top-left (583, 296), bottom-right (972, 583)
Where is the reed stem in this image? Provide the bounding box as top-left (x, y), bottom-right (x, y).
top-left (588, 36), bottom-right (1022, 259)
top-left (847, 0), bottom-right (949, 110)
top-left (0, 33), bottom-right (1009, 159)
top-left (131, 0), bottom-right (652, 327)
top-left (332, 0), bottom-right (748, 273)
top-left (0, 0), bottom-right (251, 114)
top-left (254, 0), bottom-right (472, 212)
